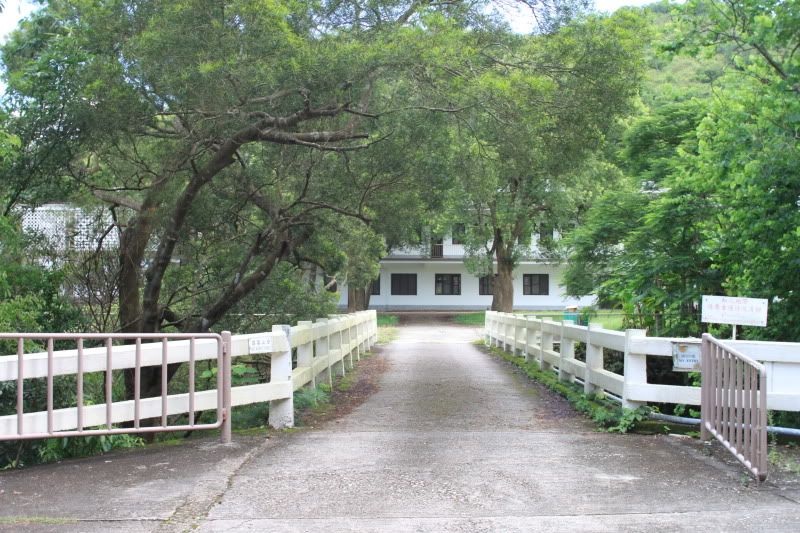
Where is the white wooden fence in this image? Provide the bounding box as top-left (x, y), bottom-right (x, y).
top-left (0, 311), bottom-right (377, 443)
top-left (485, 311), bottom-right (800, 411)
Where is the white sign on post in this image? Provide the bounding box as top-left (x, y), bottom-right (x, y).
top-left (672, 342), bottom-right (702, 372)
top-left (701, 295), bottom-right (768, 327)
top-left (248, 335), bottom-right (274, 354)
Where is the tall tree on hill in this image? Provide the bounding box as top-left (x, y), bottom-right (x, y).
top-left (563, 0), bottom-right (800, 339)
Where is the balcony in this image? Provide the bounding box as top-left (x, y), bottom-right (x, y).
top-left (385, 239), bottom-right (555, 262)
top-left (385, 240), bottom-right (466, 260)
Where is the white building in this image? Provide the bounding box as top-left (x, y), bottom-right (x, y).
top-left (21, 205), bottom-right (592, 311)
top-left (338, 231), bottom-right (594, 311)
top-left (20, 203), bottom-right (118, 252)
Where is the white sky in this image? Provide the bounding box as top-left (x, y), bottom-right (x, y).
top-left (503, 0), bottom-right (661, 33)
top-left (0, 1), bottom-right (36, 44)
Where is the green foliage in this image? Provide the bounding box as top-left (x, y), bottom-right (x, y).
top-left (230, 403), bottom-right (269, 431)
top-left (215, 262), bottom-right (338, 335)
top-left (565, 1), bottom-right (800, 341)
top-left (0, 217), bottom-right (101, 468)
top-left (607, 406), bottom-right (651, 433)
top-left (0, 0), bottom-right (491, 341)
top-left (0, 217), bottom-right (83, 343)
top-left (36, 433), bottom-right (144, 464)
top-left (294, 385), bottom-right (330, 411)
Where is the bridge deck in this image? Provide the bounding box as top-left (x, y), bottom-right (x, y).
top-left (1, 317), bottom-right (799, 532)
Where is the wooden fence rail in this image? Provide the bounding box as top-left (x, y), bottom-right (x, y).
top-left (0, 310), bottom-right (377, 443)
top-left (484, 311), bottom-right (800, 411)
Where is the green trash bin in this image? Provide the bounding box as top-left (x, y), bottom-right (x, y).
top-left (563, 305), bottom-right (579, 324)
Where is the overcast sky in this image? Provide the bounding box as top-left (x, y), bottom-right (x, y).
top-left (0, 1), bottom-right (35, 44)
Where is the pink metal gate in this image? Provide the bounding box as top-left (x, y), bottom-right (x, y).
top-left (0, 332), bottom-right (232, 443)
top-left (701, 333), bottom-right (768, 481)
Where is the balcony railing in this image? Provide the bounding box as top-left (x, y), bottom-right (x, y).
top-left (386, 242), bottom-right (547, 260)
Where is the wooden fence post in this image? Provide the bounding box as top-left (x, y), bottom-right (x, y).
top-left (329, 317), bottom-right (346, 377)
top-left (558, 320), bottom-right (575, 383)
top-left (584, 322), bottom-right (604, 395)
top-left (268, 325), bottom-right (294, 429)
top-left (622, 329), bottom-right (648, 409)
top-left (296, 321), bottom-right (314, 389)
top-left (514, 317), bottom-right (525, 356)
top-left (540, 319), bottom-right (553, 372)
top-left (315, 319), bottom-right (332, 387)
top-left (525, 316), bottom-right (537, 362)
top-left (526, 316), bottom-right (540, 363)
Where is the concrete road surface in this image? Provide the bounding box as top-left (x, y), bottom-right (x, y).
top-left (1, 315), bottom-right (799, 532)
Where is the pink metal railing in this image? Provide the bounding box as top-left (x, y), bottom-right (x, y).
top-left (701, 333), bottom-right (768, 481)
top-left (0, 332), bottom-right (232, 443)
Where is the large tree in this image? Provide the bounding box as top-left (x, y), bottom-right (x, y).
top-left (438, 10), bottom-right (646, 311)
top-left (564, 0), bottom-right (800, 340)
top-left (1, 0), bottom-right (499, 400)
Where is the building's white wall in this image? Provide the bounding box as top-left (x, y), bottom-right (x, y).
top-left (338, 261), bottom-right (594, 310)
top-left (388, 231), bottom-right (560, 261)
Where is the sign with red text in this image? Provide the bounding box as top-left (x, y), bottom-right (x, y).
top-left (701, 295), bottom-right (768, 327)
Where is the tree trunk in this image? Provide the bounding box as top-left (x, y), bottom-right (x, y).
top-left (493, 257), bottom-right (514, 312)
top-left (347, 285), bottom-right (371, 312)
top-left (491, 230), bottom-right (515, 312)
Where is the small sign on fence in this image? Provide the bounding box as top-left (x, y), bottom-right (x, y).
top-left (701, 295), bottom-right (768, 328)
top-left (672, 341), bottom-right (702, 372)
top-left (248, 336), bottom-right (274, 354)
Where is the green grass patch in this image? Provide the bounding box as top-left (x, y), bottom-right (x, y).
top-left (294, 384), bottom-right (331, 410)
top-left (336, 372), bottom-right (356, 392)
top-left (377, 314), bottom-right (398, 326)
top-left (460, 309), bottom-right (627, 331)
top-left (451, 312), bottom-right (485, 325)
top-left (769, 446), bottom-right (800, 474)
top-left (485, 343), bottom-right (649, 433)
top-left (378, 326), bottom-right (398, 344)
top-left (519, 309), bottom-right (626, 330)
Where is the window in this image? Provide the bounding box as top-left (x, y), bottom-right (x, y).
top-left (323, 274), bottom-right (337, 293)
top-left (391, 273), bottom-right (417, 295)
top-left (435, 274), bottom-right (461, 295)
top-left (370, 275), bottom-right (381, 295)
top-left (523, 274), bottom-right (549, 295)
top-left (431, 238), bottom-right (444, 258)
top-left (479, 275), bottom-right (493, 295)
top-left (451, 223), bottom-right (466, 245)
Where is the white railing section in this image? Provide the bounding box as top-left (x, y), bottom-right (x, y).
top-left (484, 311), bottom-right (800, 411)
top-left (0, 310), bottom-right (377, 443)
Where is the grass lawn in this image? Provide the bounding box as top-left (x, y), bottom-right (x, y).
top-left (451, 312), bottom-right (486, 326)
top-left (450, 310), bottom-right (627, 331)
top-left (377, 314), bottom-right (398, 327)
